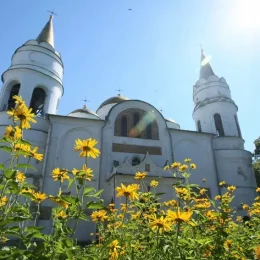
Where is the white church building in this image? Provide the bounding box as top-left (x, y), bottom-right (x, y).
top-left (0, 16), bottom-right (257, 241)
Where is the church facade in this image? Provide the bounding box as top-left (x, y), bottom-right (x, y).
top-left (0, 16), bottom-right (257, 241)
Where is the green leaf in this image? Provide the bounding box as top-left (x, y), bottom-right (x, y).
top-left (0, 146), bottom-right (12, 154)
top-left (85, 189), bottom-right (104, 198)
top-left (86, 201), bottom-right (104, 210)
top-left (0, 164), bottom-right (5, 171)
top-left (62, 196), bottom-right (79, 205)
top-left (155, 192), bottom-right (166, 197)
top-left (4, 169), bottom-right (16, 179)
top-left (68, 178), bottom-right (75, 189)
top-left (19, 139), bottom-right (32, 146)
top-left (16, 163), bottom-right (36, 171)
top-left (79, 213), bottom-right (89, 222)
top-left (83, 186), bottom-right (95, 195)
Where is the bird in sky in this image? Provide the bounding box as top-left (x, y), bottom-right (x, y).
top-left (128, 8), bottom-right (132, 11)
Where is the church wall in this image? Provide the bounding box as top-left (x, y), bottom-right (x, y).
top-left (100, 101), bottom-right (173, 205)
top-left (169, 129), bottom-right (220, 199)
top-left (39, 115), bottom-right (104, 240)
top-left (214, 149), bottom-right (257, 213)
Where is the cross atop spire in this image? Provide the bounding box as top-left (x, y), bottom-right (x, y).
top-left (36, 14), bottom-right (55, 48)
top-left (81, 97), bottom-right (90, 108)
top-left (199, 48), bottom-right (215, 80)
top-left (115, 89), bottom-right (123, 96)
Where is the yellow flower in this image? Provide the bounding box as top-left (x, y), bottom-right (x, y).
top-left (166, 208), bottom-right (193, 223)
top-left (0, 196), bottom-right (8, 207)
top-left (1, 236), bottom-right (8, 244)
top-left (7, 105), bottom-right (36, 129)
top-left (179, 164), bottom-right (188, 172)
top-left (32, 192), bottom-right (47, 203)
top-left (219, 181), bottom-right (226, 186)
top-left (135, 171), bottom-right (147, 180)
top-left (224, 240), bottom-right (232, 250)
top-left (227, 186), bottom-right (236, 192)
top-left (256, 187), bottom-right (260, 192)
top-left (242, 204), bottom-right (249, 210)
top-left (175, 187), bottom-right (188, 195)
top-left (184, 158), bottom-right (192, 163)
top-left (215, 195), bottom-right (221, 200)
top-left (28, 146), bottom-right (43, 161)
top-left (21, 188), bottom-right (35, 194)
top-left (52, 168), bottom-right (70, 183)
top-left (49, 196), bottom-right (69, 209)
top-left (255, 245), bottom-right (260, 260)
top-left (115, 183), bottom-right (139, 201)
top-left (56, 210), bottom-right (68, 219)
top-left (72, 164), bottom-right (93, 181)
top-left (149, 215), bottom-right (172, 234)
top-left (13, 95), bottom-right (25, 107)
top-left (195, 198), bottom-right (211, 209)
top-left (14, 143), bottom-right (30, 154)
top-left (171, 162), bottom-right (181, 168)
top-left (74, 138), bottom-right (100, 158)
top-left (4, 125), bottom-right (22, 140)
top-left (16, 171), bottom-right (26, 183)
top-left (164, 199), bottom-right (178, 207)
top-left (200, 188), bottom-right (207, 195)
top-left (150, 180), bottom-right (159, 187)
top-left (91, 210), bottom-right (108, 222)
top-left (190, 163), bottom-right (196, 169)
top-left (164, 165), bottom-right (170, 170)
top-left (109, 240), bottom-right (120, 260)
top-left (131, 211), bottom-right (141, 220)
top-left (205, 210), bottom-right (217, 220)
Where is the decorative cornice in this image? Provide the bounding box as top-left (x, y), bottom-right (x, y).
top-left (193, 96), bottom-right (237, 112)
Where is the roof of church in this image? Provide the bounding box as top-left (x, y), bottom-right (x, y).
top-left (36, 15), bottom-right (54, 47)
top-left (199, 49), bottom-right (215, 80)
top-left (68, 106), bottom-right (100, 119)
top-left (98, 94), bottom-right (129, 110)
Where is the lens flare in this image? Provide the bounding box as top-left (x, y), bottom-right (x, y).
top-left (129, 111), bottom-right (155, 137)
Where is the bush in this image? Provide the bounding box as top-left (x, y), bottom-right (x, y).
top-left (0, 96), bottom-right (260, 259)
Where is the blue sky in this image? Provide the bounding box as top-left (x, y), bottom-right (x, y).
top-left (1, 0), bottom-right (259, 152)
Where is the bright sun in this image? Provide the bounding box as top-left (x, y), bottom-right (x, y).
top-left (232, 0), bottom-right (260, 32)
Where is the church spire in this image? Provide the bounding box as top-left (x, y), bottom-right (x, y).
top-left (36, 15), bottom-right (54, 47)
top-left (199, 48), bottom-right (215, 80)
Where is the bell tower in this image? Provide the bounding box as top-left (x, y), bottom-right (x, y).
top-left (0, 15), bottom-right (64, 115)
top-left (192, 49), bottom-right (242, 138)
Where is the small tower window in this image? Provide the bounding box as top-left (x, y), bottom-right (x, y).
top-left (234, 115), bottom-right (242, 138)
top-left (30, 88), bottom-right (46, 116)
top-left (121, 116), bottom-right (128, 137)
top-left (197, 120), bottom-right (202, 132)
top-left (214, 113), bottom-right (225, 137)
top-left (145, 164), bottom-right (150, 172)
top-left (8, 84), bottom-right (20, 110)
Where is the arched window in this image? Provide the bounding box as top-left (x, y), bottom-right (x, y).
top-left (30, 88), bottom-right (46, 116)
top-left (132, 157), bottom-right (141, 166)
top-left (133, 113), bottom-right (140, 126)
top-left (146, 123), bottom-right (152, 139)
top-left (114, 108), bottom-right (159, 140)
top-left (197, 120), bottom-right (202, 132)
top-left (234, 115), bottom-right (242, 137)
top-left (121, 116), bottom-right (128, 137)
top-left (8, 84), bottom-right (20, 109)
top-left (214, 113), bottom-right (225, 136)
